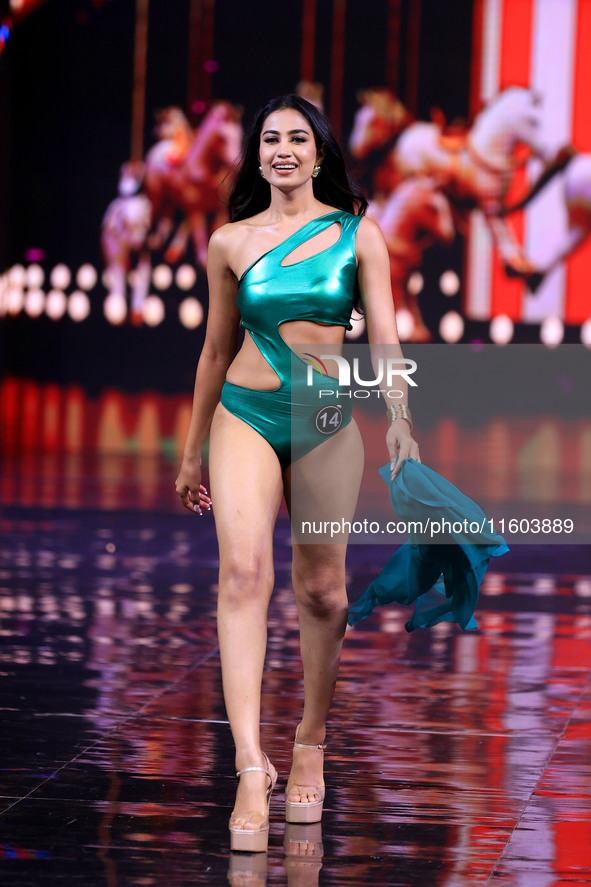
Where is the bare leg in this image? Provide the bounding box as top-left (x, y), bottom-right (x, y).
top-left (287, 541), bottom-right (348, 801)
top-left (284, 420), bottom-right (364, 803)
top-left (130, 249), bottom-right (152, 319)
top-left (209, 404), bottom-right (283, 828)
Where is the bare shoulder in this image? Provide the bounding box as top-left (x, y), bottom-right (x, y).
top-left (356, 215), bottom-right (386, 243)
top-left (355, 215), bottom-right (388, 258)
top-left (207, 222), bottom-right (249, 275)
top-left (208, 221), bottom-right (242, 255)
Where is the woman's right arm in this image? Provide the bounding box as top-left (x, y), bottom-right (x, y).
top-left (175, 226), bottom-right (240, 514)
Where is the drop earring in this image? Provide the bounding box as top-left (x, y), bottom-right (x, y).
top-left (258, 164), bottom-right (266, 179)
top-left (312, 164), bottom-right (321, 178)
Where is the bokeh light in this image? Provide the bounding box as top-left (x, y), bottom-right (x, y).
top-left (25, 264), bottom-right (44, 288)
top-left (176, 264), bottom-right (197, 290)
top-left (103, 293), bottom-right (127, 325)
top-left (68, 290), bottom-right (91, 322)
top-left (76, 263), bottom-right (98, 290)
top-left (439, 311), bottom-right (464, 343)
top-left (25, 288), bottom-right (45, 318)
top-left (142, 295), bottom-right (165, 327)
top-left (178, 297), bottom-right (203, 329)
top-left (580, 318), bottom-right (591, 348)
top-left (574, 579), bottom-right (591, 598)
top-left (153, 264), bottom-right (173, 290)
top-left (46, 289), bottom-right (68, 320)
top-left (439, 270), bottom-right (460, 296)
top-left (540, 315), bottom-right (564, 347)
top-left (394, 307), bottom-right (415, 340)
top-left (407, 272), bottom-right (423, 296)
top-left (6, 287), bottom-right (24, 315)
top-left (345, 309), bottom-right (366, 340)
top-left (490, 314), bottom-right (514, 345)
top-left (8, 264), bottom-right (25, 287)
top-left (50, 263), bottom-right (71, 290)
top-left (24, 247), bottom-right (46, 263)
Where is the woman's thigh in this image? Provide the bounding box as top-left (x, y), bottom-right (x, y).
top-left (209, 403), bottom-right (284, 574)
top-left (285, 417), bottom-right (365, 547)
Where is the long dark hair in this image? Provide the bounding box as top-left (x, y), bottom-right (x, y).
top-left (228, 95), bottom-right (368, 221)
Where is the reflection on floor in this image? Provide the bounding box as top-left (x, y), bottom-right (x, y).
top-left (1, 456), bottom-right (590, 885)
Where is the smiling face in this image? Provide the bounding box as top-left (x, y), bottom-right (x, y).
top-left (258, 108), bottom-right (324, 188)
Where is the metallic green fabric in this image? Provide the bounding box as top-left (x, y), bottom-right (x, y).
top-left (221, 211), bottom-right (361, 466)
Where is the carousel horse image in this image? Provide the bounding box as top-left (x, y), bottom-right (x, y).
top-left (144, 102), bottom-right (243, 269)
top-left (497, 146), bottom-right (586, 293)
top-left (350, 87), bottom-right (560, 276)
top-left (101, 160), bottom-right (152, 323)
top-left (348, 88), bottom-right (411, 199)
top-left (370, 177), bottom-right (455, 342)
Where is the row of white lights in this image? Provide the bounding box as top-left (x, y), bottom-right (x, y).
top-left (406, 271), bottom-right (591, 346)
top-left (1, 262), bottom-right (198, 292)
top-left (346, 305), bottom-right (584, 346)
top-left (2, 263), bottom-right (591, 344)
top-left (0, 262), bottom-right (203, 328)
top-left (0, 287), bottom-right (205, 329)
top-left (408, 270), bottom-right (460, 297)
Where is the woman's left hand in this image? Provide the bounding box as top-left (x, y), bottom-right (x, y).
top-left (387, 419), bottom-right (421, 479)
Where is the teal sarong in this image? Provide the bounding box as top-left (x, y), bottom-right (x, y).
top-left (347, 459), bottom-right (509, 632)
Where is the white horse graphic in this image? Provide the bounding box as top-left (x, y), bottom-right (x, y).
top-left (350, 87), bottom-right (561, 275)
top-left (101, 161), bottom-right (152, 323)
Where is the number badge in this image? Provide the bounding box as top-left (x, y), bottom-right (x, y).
top-left (314, 405), bottom-right (343, 435)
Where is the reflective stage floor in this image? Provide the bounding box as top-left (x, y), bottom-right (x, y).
top-left (1, 456), bottom-right (591, 885)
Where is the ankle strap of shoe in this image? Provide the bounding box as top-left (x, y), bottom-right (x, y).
top-left (236, 752), bottom-right (272, 778)
top-left (236, 764), bottom-right (269, 777)
top-left (293, 740), bottom-right (327, 751)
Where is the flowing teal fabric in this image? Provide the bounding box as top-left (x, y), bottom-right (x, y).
top-left (347, 459), bottom-right (509, 632)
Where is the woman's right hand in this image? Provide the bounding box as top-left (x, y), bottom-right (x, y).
top-left (175, 457), bottom-right (212, 515)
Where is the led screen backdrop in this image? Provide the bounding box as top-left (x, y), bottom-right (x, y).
top-left (466, 0), bottom-right (591, 326)
top-left (1, 0), bottom-right (590, 457)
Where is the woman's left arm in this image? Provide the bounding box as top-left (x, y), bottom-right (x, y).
top-left (356, 216), bottom-right (421, 476)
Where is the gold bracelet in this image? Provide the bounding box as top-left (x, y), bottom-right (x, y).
top-left (386, 404), bottom-right (413, 431)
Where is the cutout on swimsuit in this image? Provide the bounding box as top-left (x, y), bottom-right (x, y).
top-left (280, 222), bottom-right (342, 267)
top-left (236, 211), bottom-right (362, 391)
top-left (231, 329), bottom-right (282, 391)
top-left (237, 211), bottom-right (347, 282)
top-left (221, 210), bottom-right (363, 467)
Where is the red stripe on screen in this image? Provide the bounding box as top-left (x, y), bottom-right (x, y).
top-left (565, 0), bottom-right (591, 324)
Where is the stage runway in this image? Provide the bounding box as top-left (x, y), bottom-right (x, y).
top-left (1, 455), bottom-right (590, 885)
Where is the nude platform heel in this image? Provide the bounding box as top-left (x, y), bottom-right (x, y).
top-left (285, 725), bottom-right (326, 824)
top-left (229, 753), bottom-right (277, 852)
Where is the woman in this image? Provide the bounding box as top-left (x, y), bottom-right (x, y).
top-left (175, 94), bottom-right (420, 852)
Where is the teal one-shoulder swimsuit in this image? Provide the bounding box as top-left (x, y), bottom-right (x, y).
top-left (220, 210), bottom-right (362, 468)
